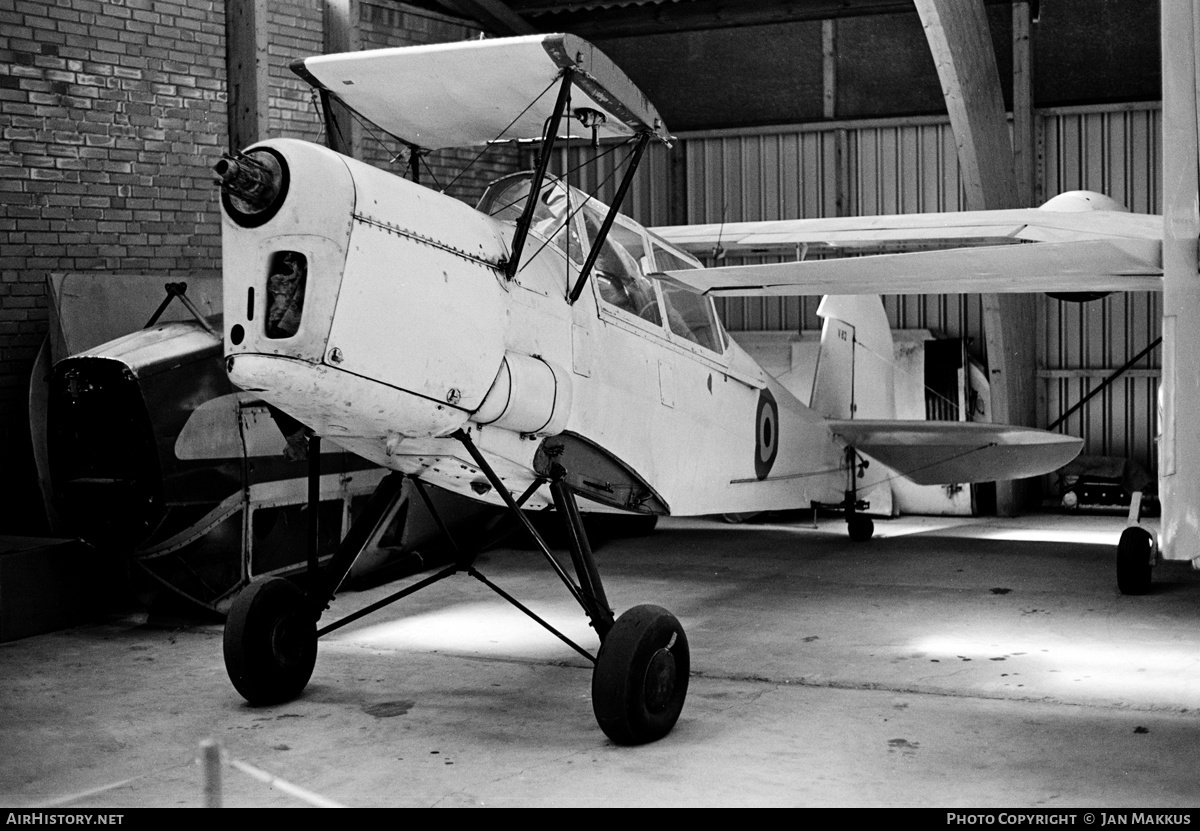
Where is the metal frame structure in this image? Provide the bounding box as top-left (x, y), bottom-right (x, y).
top-left (302, 430), bottom-right (614, 664)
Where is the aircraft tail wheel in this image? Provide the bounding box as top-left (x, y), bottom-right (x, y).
top-left (1116, 526), bottom-right (1155, 595)
top-left (847, 515), bottom-right (874, 542)
top-left (224, 577), bottom-right (317, 705)
top-left (592, 604), bottom-right (689, 745)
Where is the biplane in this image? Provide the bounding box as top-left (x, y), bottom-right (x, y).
top-left (212, 34), bottom-right (1140, 745)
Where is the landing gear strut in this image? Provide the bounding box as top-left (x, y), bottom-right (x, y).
top-left (814, 446), bottom-right (875, 541)
top-left (221, 430), bottom-right (688, 745)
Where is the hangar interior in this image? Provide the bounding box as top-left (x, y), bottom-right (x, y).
top-left (2, 0), bottom-right (1165, 535)
top-left (4, 0), bottom-right (1200, 810)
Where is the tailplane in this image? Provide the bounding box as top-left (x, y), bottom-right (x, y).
top-left (829, 420), bottom-right (1083, 485)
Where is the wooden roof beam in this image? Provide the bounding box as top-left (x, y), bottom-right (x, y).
top-left (915, 0), bottom-right (1033, 516)
top-left (508, 0), bottom-right (1017, 39)
top-left (225, 0), bottom-right (269, 151)
top-left (437, 0), bottom-right (537, 35)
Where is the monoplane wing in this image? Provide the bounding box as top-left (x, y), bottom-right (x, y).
top-left (828, 420), bottom-right (1084, 486)
top-left (291, 33), bottom-right (669, 150)
top-left (652, 195), bottom-right (1162, 296)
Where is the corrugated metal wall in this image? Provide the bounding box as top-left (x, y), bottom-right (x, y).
top-left (546, 102), bottom-right (1162, 470)
top-left (1039, 104), bottom-right (1161, 468)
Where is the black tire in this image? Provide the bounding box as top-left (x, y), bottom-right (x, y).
top-left (223, 577), bottom-right (317, 705)
top-left (847, 515), bottom-right (874, 542)
top-left (1116, 526), bottom-right (1154, 595)
top-left (592, 604), bottom-right (689, 745)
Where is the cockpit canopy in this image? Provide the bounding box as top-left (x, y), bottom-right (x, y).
top-left (479, 173), bottom-right (728, 355)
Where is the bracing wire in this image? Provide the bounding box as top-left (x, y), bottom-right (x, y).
top-left (516, 137), bottom-right (639, 275)
top-left (485, 139), bottom-right (632, 218)
top-left (736, 440), bottom-right (1000, 491)
top-left (440, 74), bottom-right (563, 195)
top-left (865, 441), bottom-right (1000, 491)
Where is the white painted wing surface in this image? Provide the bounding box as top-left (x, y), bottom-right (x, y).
top-left (827, 420), bottom-right (1084, 486)
top-left (651, 197), bottom-right (1162, 297)
top-left (661, 239), bottom-right (1162, 296)
top-left (652, 202), bottom-right (1161, 256)
top-left (292, 33), bottom-right (668, 150)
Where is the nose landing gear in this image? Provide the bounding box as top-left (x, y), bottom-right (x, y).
top-left (220, 430), bottom-right (688, 745)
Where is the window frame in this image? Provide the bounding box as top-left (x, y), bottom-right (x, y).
top-left (583, 206), bottom-right (669, 336)
top-left (648, 241), bottom-right (729, 358)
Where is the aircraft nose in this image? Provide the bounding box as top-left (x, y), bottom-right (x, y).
top-left (218, 138), bottom-right (511, 440)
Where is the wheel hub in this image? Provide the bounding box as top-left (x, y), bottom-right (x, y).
top-left (643, 647), bottom-right (677, 713)
top-left (270, 615), bottom-right (307, 669)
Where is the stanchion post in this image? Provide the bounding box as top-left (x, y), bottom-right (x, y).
top-left (201, 739), bottom-right (222, 808)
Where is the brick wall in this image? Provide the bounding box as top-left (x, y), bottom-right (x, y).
top-left (269, 0), bottom-right (324, 144)
top-left (0, 0), bottom-right (522, 533)
top-left (1, 0), bottom-right (227, 533)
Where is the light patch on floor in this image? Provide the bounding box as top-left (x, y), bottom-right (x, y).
top-left (968, 525), bottom-right (1140, 547)
top-left (327, 599), bottom-right (598, 659)
top-left (912, 632), bottom-right (1200, 705)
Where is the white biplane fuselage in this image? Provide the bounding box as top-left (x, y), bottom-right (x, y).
top-left (221, 138), bottom-right (843, 520)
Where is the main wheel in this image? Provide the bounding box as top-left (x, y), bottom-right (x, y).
top-left (1116, 525), bottom-right (1154, 595)
top-left (223, 577), bottom-right (317, 705)
top-left (592, 604), bottom-right (689, 745)
top-left (847, 514), bottom-right (874, 542)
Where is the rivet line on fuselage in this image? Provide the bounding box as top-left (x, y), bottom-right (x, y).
top-left (352, 213), bottom-right (504, 271)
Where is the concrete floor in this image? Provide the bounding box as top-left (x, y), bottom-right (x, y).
top-left (3, 512), bottom-right (1200, 808)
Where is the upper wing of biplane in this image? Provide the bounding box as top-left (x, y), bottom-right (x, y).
top-left (651, 193), bottom-right (1163, 296)
top-left (291, 33), bottom-right (669, 151)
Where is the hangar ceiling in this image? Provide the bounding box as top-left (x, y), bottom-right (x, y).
top-left (403, 0), bottom-right (1161, 132)
top-left (430, 0), bottom-right (1016, 36)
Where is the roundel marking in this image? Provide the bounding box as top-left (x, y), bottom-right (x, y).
top-left (755, 388), bottom-right (779, 480)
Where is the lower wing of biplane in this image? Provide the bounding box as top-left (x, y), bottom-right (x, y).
top-left (652, 192), bottom-right (1162, 297)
